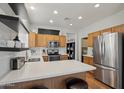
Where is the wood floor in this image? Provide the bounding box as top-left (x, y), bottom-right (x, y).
top-left (86, 72), bottom-right (112, 89)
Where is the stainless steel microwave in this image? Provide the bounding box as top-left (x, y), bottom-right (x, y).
top-left (48, 41), bottom-right (59, 48)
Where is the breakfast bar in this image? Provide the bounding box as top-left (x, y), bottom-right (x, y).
top-left (0, 60), bottom-right (96, 89)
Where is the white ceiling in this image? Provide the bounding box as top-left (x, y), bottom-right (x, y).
top-left (25, 3), bottom-right (124, 30)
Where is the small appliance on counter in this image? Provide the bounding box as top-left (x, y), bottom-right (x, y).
top-left (10, 57), bottom-right (25, 70)
top-left (47, 49), bottom-right (60, 61)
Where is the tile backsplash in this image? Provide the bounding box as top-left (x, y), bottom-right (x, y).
top-left (28, 47), bottom-right (66, 58)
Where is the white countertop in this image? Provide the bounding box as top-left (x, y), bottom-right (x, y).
top-left (83, 55), bottom-right (93, 57)
top-left (0, 60), bottom-right (96, 85)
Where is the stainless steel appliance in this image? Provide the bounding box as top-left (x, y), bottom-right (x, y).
top-left (47, 49), bottom-right (60, 61)
top-left (48, 41), bottom-right (59, 48)
top-left (93, 32), bottom-right (124, 89)
top-left (10, 57), bottom-right (25, 70)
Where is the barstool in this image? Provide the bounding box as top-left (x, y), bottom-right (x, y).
top-left (65, 77), bottom-right (88, 89)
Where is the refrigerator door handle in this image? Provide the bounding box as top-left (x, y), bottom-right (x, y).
top-left (94, 64), bottom-right (116, 71)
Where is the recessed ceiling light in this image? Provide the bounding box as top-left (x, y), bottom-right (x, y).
top-left (78, 16), bottom-right (82, 20)
top-left (53, 10), bottom-right (58, 14)
top-left (49, 20), bottom-right (53, 23)
top-left (30, 6), bottom-right (35, 10)
top-left (94, 4), bottom-right (100, 8)
top-left (70, 24), bottom-right (72, 26)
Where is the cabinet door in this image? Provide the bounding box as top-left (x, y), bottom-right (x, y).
top-left (87, 33), bottom-right (93, 47)
top-left (112, 24), bottom-right (124, 33)
top-left (87, 31), bottom-right (101, 47)
top-left (60, 55), bottom-right (68, 60)
top-left (28, 32), bottom-right (36, 48)
top-left (59, 35), bottom-right (66, 47)
top-left (36, 34), bottom-right (47, 47)
top-left (54, 35), bottom-right (59, 41)
top-left (101, 28), bottom-right (112, 34)
top-left (46, 35), bottom-right (54, 44)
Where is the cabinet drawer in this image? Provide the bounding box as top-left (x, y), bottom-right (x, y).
top-left (60, 55), bottom-right (68, 60)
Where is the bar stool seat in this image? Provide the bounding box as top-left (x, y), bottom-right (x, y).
top-left (65, 77), bottom-right (88, 89)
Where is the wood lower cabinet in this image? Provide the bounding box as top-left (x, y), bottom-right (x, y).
top-left (59, 35), bottom-right (66, 47)
top-left (83, 56), bottom-right (93, 65)
top-left (28, 32), bottom-right (36, 48)
top-left (42, 56), bottom-right (48, 62)
top-left (60, 55), bottom-right (68, 60)
top-left (112, 24), bottom-right (124, 33)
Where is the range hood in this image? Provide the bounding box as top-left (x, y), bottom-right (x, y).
top-left (0, 14), bottom-right (19, 32)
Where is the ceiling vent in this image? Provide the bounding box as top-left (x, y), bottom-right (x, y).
top-left (64, 17), bottom-right (72, 21)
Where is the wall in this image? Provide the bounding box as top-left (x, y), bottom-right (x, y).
top-left (0, 4), bottom-right (29, 79)
top-left (77, 10), bottom-right (124, 61)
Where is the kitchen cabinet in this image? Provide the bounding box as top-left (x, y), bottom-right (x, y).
top-left (101, 28), bottom-right (112, 34)
top-left (36, 34), bottom-right (47, 47)
top-left (60, 55), bottom-right (68, 60)
top-left (83, 56), bottom-right (93, 65)
top-left (28, 32), bottom-right (36, 48)
top-left (87, 31), bottom-right (101, 47)
top-left (46, 35), bottom-right (54, 43)
top-left (59, 35), bottom-right (66, 47)
top-left (42, 56), bottom-right (48, 62)
top-left (54, 35), bottom-right (60, 41)
top-left (35, 34), bottom-right (66, 47)
top-left (112, 24), bottom-right (124, 33)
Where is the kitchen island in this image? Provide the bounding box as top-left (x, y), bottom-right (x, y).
top-left (0, 60), bottom-right (96, 89)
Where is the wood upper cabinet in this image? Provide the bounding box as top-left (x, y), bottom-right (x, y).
top-left (87, 31), bottom-right (101, 47)
top-left (54, 35), bottom-right (60, 41)
top-left (112, 24), bottom-right (124, 33)
top-left (36, 34), bottom-right (47, 47)
top-left (46, 35), bottom-right (54, 43)
top-left (28, 32), bottom-right (36, 48)
top-left (35, 34), bottom-right (66, 47)
top-left (101, 28), bottom-right (112, 34)
top-left (59, 35), bottom-right (66, 47)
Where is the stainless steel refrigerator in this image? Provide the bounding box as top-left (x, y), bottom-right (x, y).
top-left (93, 32), bottom-right (124, 89)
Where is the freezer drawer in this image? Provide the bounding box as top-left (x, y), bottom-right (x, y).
top-left (94, 64), bottom-right (118, 88)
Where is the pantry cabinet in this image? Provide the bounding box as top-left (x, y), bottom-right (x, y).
top-left (59, 35), bottom-right (66, 47)
top-left (28, 32), bottom-right (36, 48)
